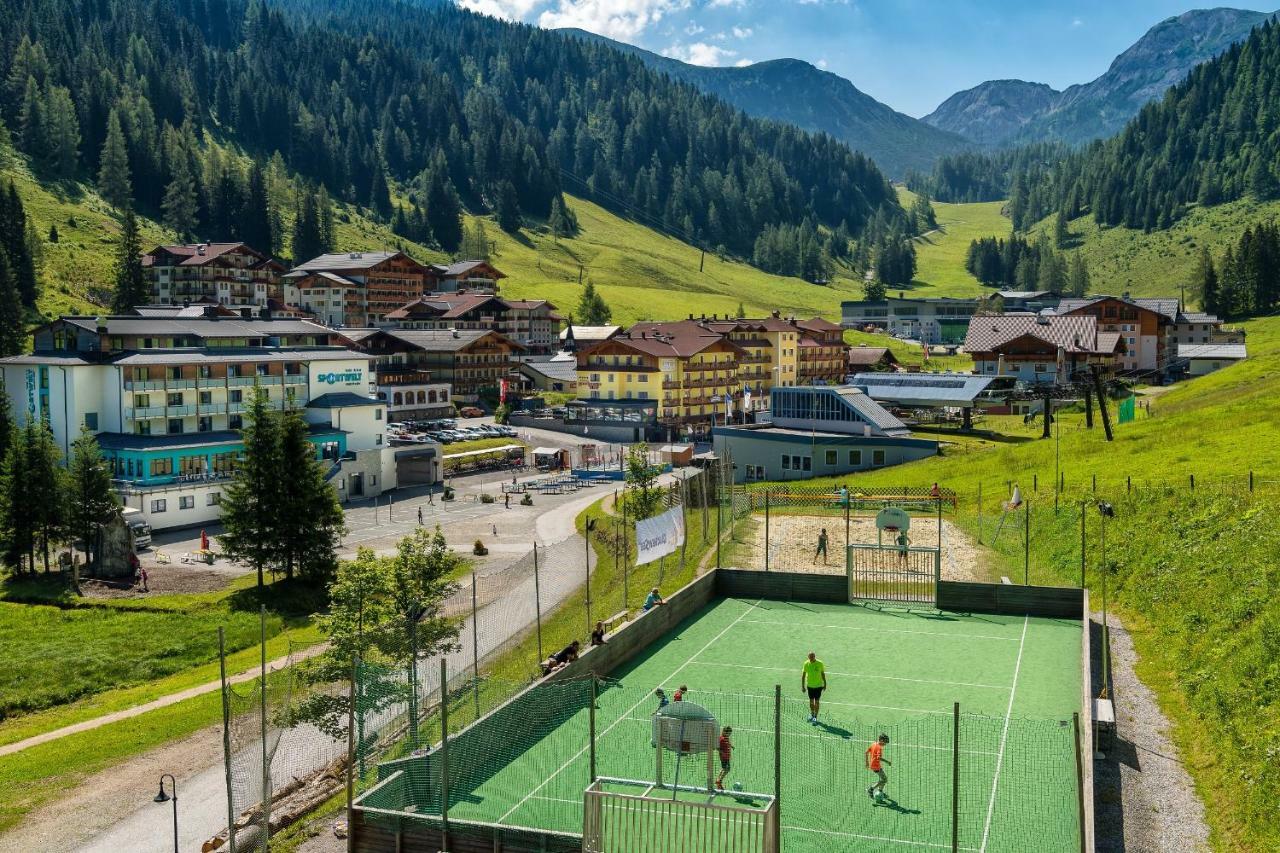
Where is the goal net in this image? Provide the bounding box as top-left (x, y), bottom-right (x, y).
top-left (582, 777), bottom-right (779, 853)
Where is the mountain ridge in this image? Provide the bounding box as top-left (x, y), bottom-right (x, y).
top-left (559, 28), bottom-right (972, 178)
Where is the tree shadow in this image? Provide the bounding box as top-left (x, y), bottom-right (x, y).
top-left (226, 576), bottom-right (329, 619)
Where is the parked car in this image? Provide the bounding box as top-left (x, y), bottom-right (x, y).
top-left (459, 406), bottom-right (484, 418)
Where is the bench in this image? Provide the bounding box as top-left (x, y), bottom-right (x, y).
top-left (601, 609), bottom-right (629, 636)
top-left (154, 551), bottom-right (172, 564)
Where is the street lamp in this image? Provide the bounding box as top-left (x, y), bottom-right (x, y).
top-left (153, 773), bottom-right (178, 853)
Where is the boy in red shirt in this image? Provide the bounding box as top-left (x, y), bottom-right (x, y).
top-left (715, 726), bottom-right (733, 790)
top-left (866, 733), bottom-right (892, 800)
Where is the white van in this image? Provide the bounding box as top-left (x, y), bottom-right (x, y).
top-left (122, 507), bottom-right (152, 549)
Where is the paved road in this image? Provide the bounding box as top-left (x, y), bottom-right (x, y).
top-left (70, 426), bottom-right (620, 853)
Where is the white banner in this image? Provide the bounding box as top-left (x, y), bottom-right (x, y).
top-left (634, 506), bottom-right (686, 565)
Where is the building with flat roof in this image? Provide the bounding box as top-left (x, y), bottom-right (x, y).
top-left (713, 386), bottom-right (937, 483)
top-left (1177, 343), bottom-right (1247, 376)
top-left (1, 314), bottom-right (415, 530)
top-left (841, 296), bottom-right (981, 344)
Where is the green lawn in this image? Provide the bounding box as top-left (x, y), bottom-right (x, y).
top-left (899, 188), bottom-right (1010, 299)
top-left (1027, 197), bottom-right (1280, 305)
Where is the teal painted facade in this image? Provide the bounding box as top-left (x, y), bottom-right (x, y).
top-left (105, 428), bottom-right (347, 486)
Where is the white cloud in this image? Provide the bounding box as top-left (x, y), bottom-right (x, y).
top-left (1071, 17), bottom-right (1084, 27)
top-left (663, 40), bottom-right (739, 65)
top-left (685, 21), bottom-right (705, 35)
top-left (538, 0), bottom-right (692, 39)
top-left (734, 58), bottom-right (753, 67)
top-left (707, 0), bottom-right (746, 7)
top-left (816, 57), bottom-right (828, 69)
top-left (731, 25), bottom-right (753, 38)
top-left (456, 0), bottom-right (547, 19)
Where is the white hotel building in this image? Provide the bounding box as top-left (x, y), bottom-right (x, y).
top-left (1, 309), bottom-right (440, 531)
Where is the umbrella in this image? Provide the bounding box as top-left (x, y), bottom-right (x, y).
top-left (200, 530), bottom-right (209, 551)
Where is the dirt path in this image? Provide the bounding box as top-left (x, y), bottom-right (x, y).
top-left (737, 513), bottom-right (983, 580)
top-left (1093, 614), bottom-right (1210, 852)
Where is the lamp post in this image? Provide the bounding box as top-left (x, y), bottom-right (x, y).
top-left (1096, 501), bottom-right (1115, 701)
top-left (153, 773), bottom-right (178, 853)
top-left (584, 517), bottom-right (596, 633)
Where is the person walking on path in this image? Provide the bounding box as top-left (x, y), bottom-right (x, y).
top-left (813, 528), bottom-right (829, 565)
top-left (866, 734), bottom-right (892, 800)
top-left (802, 652), bottom-right (827, 724)
top-left (418, 506), bottom-right (424, 525)
top-left (716, 727), bottom-right (734, 790)
top-left (505, 493), bottom-right (510, 509)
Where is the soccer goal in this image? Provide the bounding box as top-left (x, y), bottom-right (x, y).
top-left (582, 777), bottom-right (779, 853)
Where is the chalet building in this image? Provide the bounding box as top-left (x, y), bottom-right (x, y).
top-left (348, 328), bottom-right (525, 402)
top-left (846, 345), bottom-right (900, 373)
top-left (1055, 296), bottom-right (1179, 375)
top-left (143, 243), bottom-right (284, 308)
top-left (964, 314), bottom-right (1122, 385)
top-left (427, 260), bottom-right (506, 294)
top-left (383, 294), bottom-right (561, 354)
top-left (792, 317), bottom-right (847, 385)
top-left (560, 324), bottom-right (622, 352)
top-left (283, 251), bottom-right (430, 327)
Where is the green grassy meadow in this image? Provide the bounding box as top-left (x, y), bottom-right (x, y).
top-left (899, 188), bottom-right (1009, 298)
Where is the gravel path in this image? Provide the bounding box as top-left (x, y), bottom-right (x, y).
top-left (1092, 613), bottom-right (1210, 852)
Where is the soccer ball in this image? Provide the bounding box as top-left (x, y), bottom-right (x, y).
top-left (732, 782), bottom-right (743, 792)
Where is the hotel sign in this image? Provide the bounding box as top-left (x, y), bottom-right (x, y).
top-left (316, 368), bottom-right (364, 385)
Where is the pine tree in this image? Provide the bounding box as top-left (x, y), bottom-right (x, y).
top-left (291, 188), bottom-right (323, 264)
top-left (25, 420), bottom-right (66, 573)
top-left (736, 301), bottom-right (745, 319)
top-left (218, 388), bottom-right (282, 589)
top-left (97, 110), bottom-right (132, 209)
top-left (1067, 253), bottom-right (1090, 298)
top-left (426, 172), bottom-right (464, 253)
top-left (863, 278), bottom-right (886, 301)
top-left (276, 405), bottom-right (344, 581)
top-left (369, 165), bottom-right (392, 219)
top-left (576, 279), bottom-right (611, 324)
top-left (548, 196), bottom-right (567, 242)
top-left (43, 84), bottom-right (80, 178)
top-left (0, 424), bottom-right (35, 572)
top-left (66, 426), bottom-right (119, 577)
top-left (162, 156), bottom-right (200, 239)
top-left (460, 219), bottom-right (490, 260)
top-left (1195, 247), bottom-right (1219, 316)
top-left (240, 160), bottom-right (275, 254)
top-left (496, 180), bottom-right (522, 233)
top-left (0, 253), bottom-right (24, 356)
top-left (2, 181), bottom-right (38, 307)
top-left (112, 209), bottom-right (148, 311)
top-left (1054, 211), bottom-right (1070, 249)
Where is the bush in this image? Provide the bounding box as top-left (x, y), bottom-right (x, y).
top-left (480, 493), bottom-right (496, 504)
top-left (443, 485), bottom-right (455, 501)
top-left (472, 539), bottom-right (488, 556)
top-left (520, 493), bottom-right (533, 506)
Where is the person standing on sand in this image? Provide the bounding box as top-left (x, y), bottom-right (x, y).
top-left (814, 528), bottom-right (829, 565)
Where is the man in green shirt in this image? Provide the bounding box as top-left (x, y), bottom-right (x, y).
top-left (801, 652), bottom-right (827, 724)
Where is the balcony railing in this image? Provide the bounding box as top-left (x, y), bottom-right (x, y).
top-left (227, 376), bottom-right (259, 386)
top-left (284, 374), bottom-right (307, 385)
top-left (126, 406), bottom-right (167, 419)
top-left (124, 380), bottom-right (166, 391)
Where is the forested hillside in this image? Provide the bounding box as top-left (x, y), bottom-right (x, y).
top-left (0, 0), bottom-right (903, 273)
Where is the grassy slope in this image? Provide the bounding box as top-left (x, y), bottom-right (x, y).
top-left (790, 316), bottom-right (1280, 851)
top-left (898, 187), bottom-right (1009, 298)
top-left (1028, 198), bottom-right (1280, 305)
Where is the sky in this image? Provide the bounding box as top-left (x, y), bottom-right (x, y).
top-left (454, 1), bottom-right (1273, 117)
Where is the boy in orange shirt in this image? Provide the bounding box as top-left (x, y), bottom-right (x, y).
top-left (866, 734), bottom-right (892, 800)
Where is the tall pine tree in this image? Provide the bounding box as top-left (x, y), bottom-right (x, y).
top-left (112, 209), bottom-right (148, 311)
top-left (97, 109), bottom-right (132, 209)
top-left (66, 426), bottom-right (119, 577)
top-left (275, 404), bottom-right (344, 581)
top-left (218, 387), bottom-right (282, 589)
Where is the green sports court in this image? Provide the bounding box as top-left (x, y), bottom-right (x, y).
top-left (356, 588), bottom-right (1086, 853)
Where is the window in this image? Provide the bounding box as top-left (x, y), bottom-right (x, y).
top-left (781, 455), bottom-right (790, 470)
top-left (228, 364), bottom-right (242, 378)
top-left (198, 416), bottom-right (212, 433)
top-left (151, 499), bottom-right (167, 513)
top-left (151, 458), bottom-right (173, 477)
top-left (229, 390), bottom-right (242, 403)
top-left (207, 492), bottom-right (221, 506)
top-left (229, 415), bottom-right (243, 430)
top-left (212, 452), bottom-right (238, 474)
top-left (638, 374), bottom-right (648, 382)
top-left (168, 419), bottom-right (183, 434)
top-left (256, 364), bottom-right (269, 376)
top-left (135, 393), bottom-right (151, 408)
top-left (167, 392), bottom-right (183, 406)
top-left (375, 409), bottom-right (383, 421)
top-left (848, 450), bottom-right (862, 466)
top-left (179, 496), bottom-right (195, 510)
top-left (84, 412), bottom-right (98, 430)
top-left (167, 366), bottom-right (182, 380)
top-left (801, 456), bottom-right (811, 471)
top-left (199, 365), bottom-right (212, 379)
top-left (135, 421), bottom-right (152, 435)
top-left (199, 391), bottom-right (213, 405)
top-left (872, 450), bottom-right (886, 466)
top-left (825, 450), bottom-right (837, 466)
top-left (376, 434), bottom-right (383, 445)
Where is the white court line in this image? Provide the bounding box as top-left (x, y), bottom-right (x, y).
top-left (785, 824), bottom-right (979, 851)
top-left (738, 617), bottom-right (1023, 642)
top-left (979, 615), bottom-right (1028, 853)
top-left (530, 795), bottom-right (582, 806)
top-left (620, 716), bottom-right (1000, 756)
top-left (496, 599), bottom-right (762, 823)
top-left (687, 660), bottom-right (1011, 690)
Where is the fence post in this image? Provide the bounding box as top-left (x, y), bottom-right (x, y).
top-left (1126, 475), bottom-right (1131, 495)
top-left (977, 482), bottom-right (983, 545)
top-left (345, 654), bottom-right (357, 853)
top-left (1249, 470), bottom-right (1254, 492)
top-left (259, 606), bottom-right (270, 847)
top-left (1190, 473), bottom-right (1195, 491)
top-left (1033, 473), bottom-right (1037, 493)
top-left (952, 702), bottom-right (960, 853)
top-left (1024, 500), bottom-right (1030, 585)
top-left (471, 570), bottom-right (480, 720)
top-left (716, 482), bottom-right (723, 569)
top-left (773, 684), bottom-right (782, 801)
top-left (764, 491), bottom-right (771, 571)
top-left (219, 629), bottom-right (239, 853)
top-left (1079, 501), bottom-right (1086, 588)
top-left (589, 676), bottom-right (598, 783)
top-left (844, 487), bottom-right (851, 557)
top-left (1092, 474), bottom-right (1096, 492)
top-left (533, 543), bottom-right (543, 665)
top-left (1073, 711), bottom-right (1086, 853)
top-left (439, 658), bottom-right (450, 851)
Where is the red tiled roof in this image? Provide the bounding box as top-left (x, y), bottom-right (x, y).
top-left (143, 242), bottom-right (280, 270)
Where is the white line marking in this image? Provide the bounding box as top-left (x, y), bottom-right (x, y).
top-left (687, 660), bottom-right (1011, 690)
top-left (785, 824), bottom-right (978, 850)
top-left (496, 599), bottom-right (762, 823)
top-left (979, 615), bottom-right (1028, 853)
top-left (738, 617), bottom-right (1022, 642)
top-left (620, 716), bottom-right (1000, 755)
top-left (530, 795), bottom-right (582, 806)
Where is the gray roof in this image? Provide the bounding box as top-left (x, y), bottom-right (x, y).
top-left (307, 393), bottom-right (383, 409)
top-left (1179, 312), bottom-right (1222, 324)
top-left (58, 316), bottom-right (331, 339)
top-left (849, 372), bottom-right (996, 406)
top-left (520, 359), bottom-right (577, 383)
top-left (112, 348), bottom-right (364, 366)
top-left (560, 325), bottom-right (621, 341)
top-left (293, 252), bottom-right (405, 272)
top-left (964, 313), bottom-right (1118, 354)
top-left (0, 353), bottom-right (95, 366)
top-left (377, 328), bottom-right (524, 352)
top-left (1177, 344), bottom-right (1247, 360)
top-left (1056, 296), bottom-right (1181, 322)
top-left (833, 387), bottom-right (910, 433)
top-left (95, 423), bottom-right (346, 453)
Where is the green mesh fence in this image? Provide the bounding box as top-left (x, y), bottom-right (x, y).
top-left (353, 677), bottom-right (1082, 853)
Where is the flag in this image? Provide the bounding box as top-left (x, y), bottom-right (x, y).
top-left (742, 386), bottom-right (752, 414)
top-left (922, 340), bottom-right (930, 363)
top-left (499, 378), bottom-right (508, 403)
